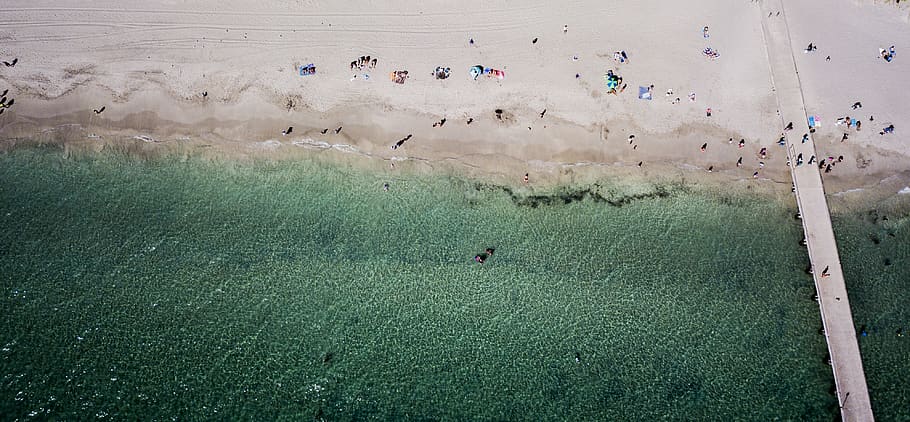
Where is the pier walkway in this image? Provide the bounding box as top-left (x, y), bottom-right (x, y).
top-left (759, 1), bottom-right (873, 420)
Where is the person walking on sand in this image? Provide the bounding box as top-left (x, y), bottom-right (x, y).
top-left (700, 142), bottom-right (707, 152)
top-left (523, 173), bottom-right (529, 183)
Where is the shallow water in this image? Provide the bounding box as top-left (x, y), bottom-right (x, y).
top-left (0, 147), bottom-right (860, 419)
top-left (833, 206), bottom-right (910, 420)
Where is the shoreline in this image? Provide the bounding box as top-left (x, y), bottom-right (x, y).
top-left (2, 90), bottom-right (909, 213)
top-left (1, 0), bottom-right (908, 213)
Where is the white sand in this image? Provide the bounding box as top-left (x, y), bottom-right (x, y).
top-left (0, 0), bottom-right (908, 195)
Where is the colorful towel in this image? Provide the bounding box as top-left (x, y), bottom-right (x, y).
top-left (638, 86), bottom-right (652, 100)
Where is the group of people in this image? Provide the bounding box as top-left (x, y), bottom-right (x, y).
top-left (350, 55), bottom-right (378, 70)
top-left (880, 45), bottom-right (896, 63)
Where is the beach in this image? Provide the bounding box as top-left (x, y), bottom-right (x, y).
top-left (0, 0), bottom-right (906, 195)
top-left (1, 0), bottom-right (909, 419)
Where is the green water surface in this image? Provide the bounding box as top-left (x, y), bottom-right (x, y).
top-left (0, 147), bottom-right (856, 420)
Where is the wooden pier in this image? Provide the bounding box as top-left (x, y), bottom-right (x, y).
top-left (759, 1), bottom-right (874, 420)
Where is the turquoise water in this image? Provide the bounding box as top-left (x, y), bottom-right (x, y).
top-left (0, 147), bottom-right (846, 419)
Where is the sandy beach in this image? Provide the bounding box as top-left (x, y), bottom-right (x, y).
top-left (2, 2), bottom-right (910, 419)
top-left (0, 0), bottom-right (908, 200)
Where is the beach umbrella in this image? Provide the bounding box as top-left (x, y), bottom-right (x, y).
top-left (604, 72), bottom-right (619, 90)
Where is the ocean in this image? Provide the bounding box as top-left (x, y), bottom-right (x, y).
top-left (0, 146), bottom-right (905, 420)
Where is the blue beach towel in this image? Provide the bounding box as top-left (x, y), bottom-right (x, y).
top-left (298, 64), bottom-right (316, 76)
top-left (638, 86), bottom-right (652, 100)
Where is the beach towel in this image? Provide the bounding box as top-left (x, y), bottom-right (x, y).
top-left (485, 68), bottom-right (505, 79)
top-left (298, 64), bottom-right (316, 76)
top-left (638, 86), bottom-right (652, 100)
top-left (808, 116), bottom-right (816, 128)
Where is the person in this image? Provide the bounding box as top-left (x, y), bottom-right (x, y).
top-left (474, 248), bottom-right (495, 264)
top-left (703, 26), bottom-right (709, 38)
top-left (738, 139), bottom-right (745, 148)
top-left (802, 133), bottom-right (809, 143)
top-left (736, 157), bottom-right (743, 167)
top-left (880, 124), bottom-right (895, 135)
top-left (852, 101), bottom-right (862, 109)
top-left (784, 121), bottom-right (794, 131)
top-left (700, 142), bottom-right (707, 152)
top-left (383, 183), bottom-right (390, 191)
top-left (563, 25), bottom-right (568, 34)
top-left (469, 38), bottom-right (475, 45)
top-left (523, 173), bottom-right (529, 183)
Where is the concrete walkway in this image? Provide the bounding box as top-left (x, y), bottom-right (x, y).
top-left (758, 1), bottom-right (874, 421)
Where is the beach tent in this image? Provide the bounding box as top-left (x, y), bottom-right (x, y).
top-left (470, 65), bottom-right (484, 80)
